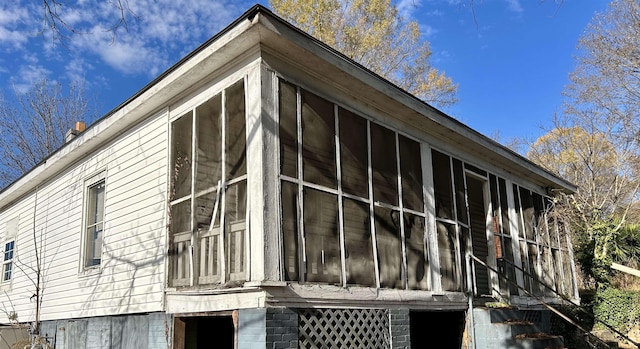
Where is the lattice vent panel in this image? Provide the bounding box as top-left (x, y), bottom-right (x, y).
top-left (298, 308), bottom-right (390, 349)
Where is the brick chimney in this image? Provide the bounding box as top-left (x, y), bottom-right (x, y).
top-left (65, 121), bottom-right (87, 142)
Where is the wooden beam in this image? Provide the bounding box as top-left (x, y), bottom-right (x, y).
top-left (611, 262), bottom-right (640, 277)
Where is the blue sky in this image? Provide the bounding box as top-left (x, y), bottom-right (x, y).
top-left (0, 0), bottom-right (609, 148)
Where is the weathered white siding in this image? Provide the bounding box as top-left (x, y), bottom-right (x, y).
top-left (0, 110), bottom-right (168, 322)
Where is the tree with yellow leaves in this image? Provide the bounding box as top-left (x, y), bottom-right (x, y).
top-left (269, 0), bottom-right (458, 108)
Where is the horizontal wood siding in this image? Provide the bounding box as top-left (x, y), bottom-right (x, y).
top-left (0, 111), bottom-right (168, 322)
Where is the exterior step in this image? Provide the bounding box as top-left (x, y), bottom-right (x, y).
top-left (473, 307), bottom-right (564, 349)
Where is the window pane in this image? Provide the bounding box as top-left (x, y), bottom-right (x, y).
top-left (86, 222), bottom-right (103, 266)
top-left (87, 181), bottom-right (105, 226)
top-left (225, 180), bottom-right (247, 278)
top-left (3, 263), bottom-right (11, 281)
top-left (432, 150), bottom-right (454, 220)
top-left (4, 241), bottom-right (13, 261)
top-left (344, 198), bottom-right (375, 286)
top-left (371, 124), bottom-right (398, 205)
top-left (171, 113), bottom-right (193, 200)
top-left (302, 90), bottom-right (336, 188)
top-left (226, 80), bottom-right (246, 179)
top-left (438, 222), bottom-right (460, 291)
top-left (375, 206), bottom-right (403, 289)
top-left (304, 188), bottom-right (341, 284)
top-left (399, 136), bottom-right (423, 211)
top-left (279, 81), bottom-right (298, 178)
top-left (282, 181), bottom-right (299, 281)
top-left (406, 214), bottom-right (428, 290)
top-left (339, 108), bottom-right (368, 198)
top-left (195, 95), bottom-right (222, 193)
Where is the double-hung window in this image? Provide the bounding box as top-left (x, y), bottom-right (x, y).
top-left (84, 173), bottom-right (106, 268)
top-left (2, 241), bottom-right (13, 282)
top-left (2, 217), bottom-right (18, 284)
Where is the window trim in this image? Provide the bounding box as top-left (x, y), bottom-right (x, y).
top-left (2, 240), bottom-right (14, 284)
top-left (2, 216), bottom-right (19, 287)
top-left (80, 171), bottom-right (106, 272)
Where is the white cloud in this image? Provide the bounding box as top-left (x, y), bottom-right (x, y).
top-left (0, 3), bottom-right (35, 48)
top-left (421, 24), bottom-right (437, 39)
top-left (12, 64), bottom-right (51, 93)
top-left (60, 0), bottom-right (246, 76)
top-left (504, 0), bottom-right (524, 14)
top-left (398, 0), bottom-right (422, 19)
top-left (64, 58), bottom-right (91, 84)
top-left (425, 10), bottom-right (444, 17)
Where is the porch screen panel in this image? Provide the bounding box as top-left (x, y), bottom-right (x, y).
top-left (453, 160), bottom-right (468, 226)
top-left (375, 206), bottom-right (403, 288)
top-left (170, 113), bottom-right (193, 286)
top-left (432, 150), bottom-right (454, 220)
top-left (432, 150), bottom-right (460, 291)
top-left (225, 181), bottom-right (246, 279)
top-left (438, 222), bottom-right (460, 291)
top-left (302, 90), bottom-right (336, 188)
top-left (171, 113), bottom-right (193, 200)
top-left (406, 214), bottom-right (428, 290)
top-left (399, 136), bottom-right (423, 211)
top-left (513, 185), bottom-right (531, 292)
top-left (304, 188), bottom-right (341, 284)
top-left (344, 198), bottom-right (375, 286)
top-left (499, 178), bottom-right (517, 294)
top-left (195, 95), bottom-right (222, 193)
top-left (196, 192), bottom-right (220, 284)
top-left (339, 108), bottom-right (368, 198)
top-left (371, 123), bottom-right (398, 205)
top-left (194, 96), bottom-right (223, 284)
top-left (225, 81), bottom-right (247, 280)
top-left (226, 80), bottom-right (247, 178)
top-left (282, 182), bottom-right (299, 281)
top-left (279, 81), bottom-right (298, 177)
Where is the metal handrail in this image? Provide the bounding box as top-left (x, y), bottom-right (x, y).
top-left (468, 253), bottom-right (639, 349)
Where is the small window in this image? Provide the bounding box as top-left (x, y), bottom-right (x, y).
top-left (2, 241), bottom-right (14, 282)
top-left (3, 217), bottom-right (19, 284)
top-left (84, 175), bottom-right (105, 268)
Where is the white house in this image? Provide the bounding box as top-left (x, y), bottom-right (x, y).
top-left (0, 5), bottom-right (578, 349)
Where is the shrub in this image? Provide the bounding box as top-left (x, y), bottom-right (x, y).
top-left (593, 286), bottom-right (640, 334)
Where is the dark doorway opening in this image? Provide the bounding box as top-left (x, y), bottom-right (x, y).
top-left (174, 315), bottom-right (235, 349)
top-left (410, 311), bottom-right (466, 349)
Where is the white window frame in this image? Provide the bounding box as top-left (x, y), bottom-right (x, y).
top-left (81, 171), bottom-right (106, 271)
top-left (2, 240), bottom-right (14, 284)
top-left (2, 217), bottom-right (19, 286)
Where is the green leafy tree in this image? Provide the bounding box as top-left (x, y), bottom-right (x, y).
top-left (269, 0), bottom-right (458, 108)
